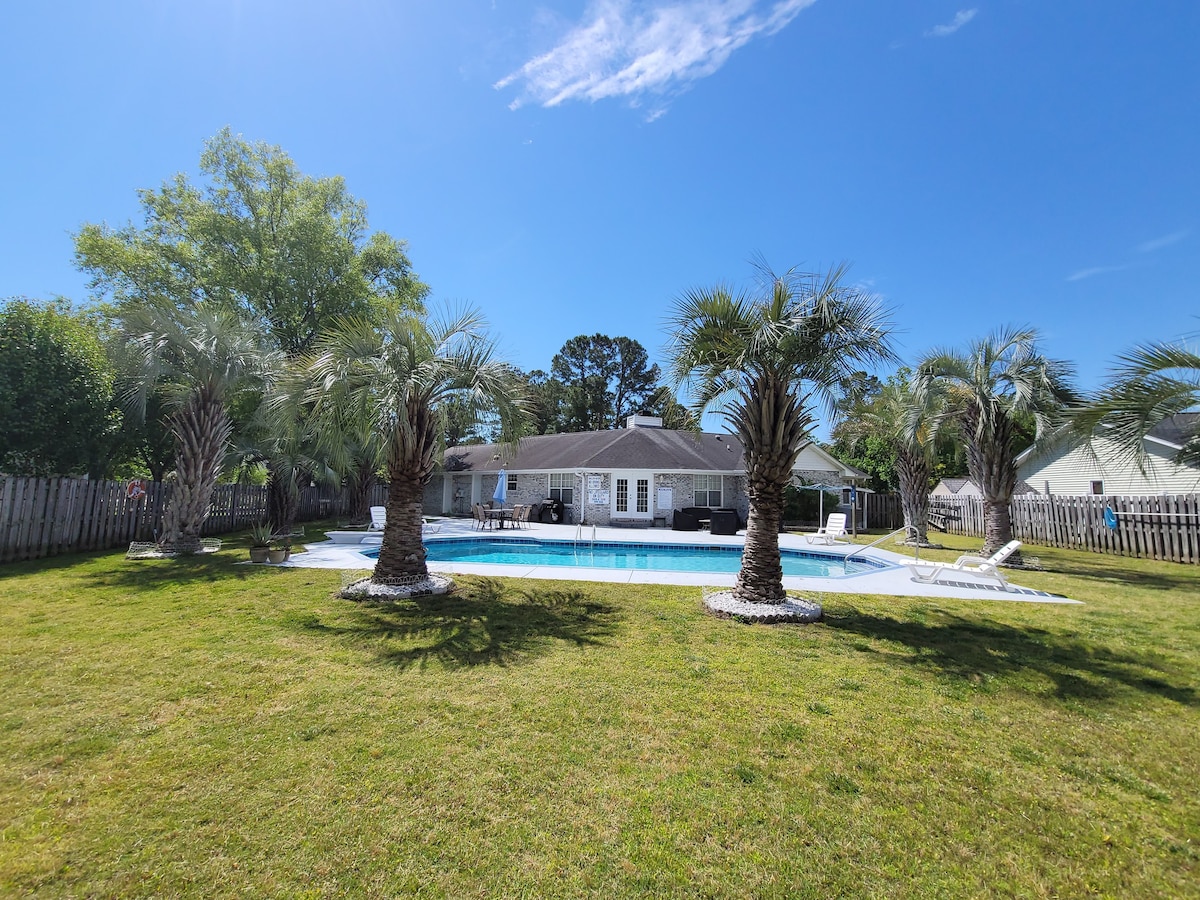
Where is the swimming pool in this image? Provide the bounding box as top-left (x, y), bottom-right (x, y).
top-left (361, 537), bottom-right (884, 577)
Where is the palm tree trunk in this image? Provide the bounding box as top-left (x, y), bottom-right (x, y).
top-left (267, 464), bottom-right (299, 538)
top-left (734, 478), bottom-right (787, 603)
top-left (161, 388), bottom-right (231, 553)
top-left (895, 448), bottom-right (931, 545)
top-left (372, 471), bottom-right (428, 582)
top-left (346, 460), bottom-right (377, 526)
top-left (964, 413), bottom-right (1022, 561)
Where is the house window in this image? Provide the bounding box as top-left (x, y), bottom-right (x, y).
top-left (548, 473), bottom-right (574, 505)
top-left (507, 473), bottom-right (517, 491)
top-left (694, 474), bottom-right (722, 507)
top-left (1090, 480), bottom-right (1104, 495)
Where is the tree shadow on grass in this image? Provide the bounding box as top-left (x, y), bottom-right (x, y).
top-left (1036, 556), bottom-right (1200, 593)
top-left (75, 551), bottom-right (259, 589)
top-left (824, 607), bottom-right (1197, 707)
top-left (293, 577), bottom-right (621, 670)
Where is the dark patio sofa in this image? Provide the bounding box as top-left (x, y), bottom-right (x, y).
top-left (709, 509), bottom-right (740, 535)
top-left (672, 510), bottom-right (700, 531)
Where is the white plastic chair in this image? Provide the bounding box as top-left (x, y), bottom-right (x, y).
top-left (805, 513), bottom-right (848, 545)
top-left (904, 540), bottom-right (1022, 588)
top-left (368, 506), bottom-right (387, 530)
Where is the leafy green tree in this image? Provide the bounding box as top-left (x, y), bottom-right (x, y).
top-left (667, 261), bottom-right (895, 605)
top-left (610, 336), bottom-right (661, 425)
top-left (825, 433), bottom-right (896, 492)
top-left (643, 384), bottom-right (699, 431)
top-left (1072, 336), bottom-right (1200, 469)
top-left (76, 129), bottom-right (429, 516)
top-left (0, 298), bottom-right (120, 477)
top-left (76, 128), bottom-right (427, 355)
top-left (548, 334), bottom-right (662, 431)
top-left (918, 327), bottom-right (1076, 558)
top-left (307, 306), bottom-right (526, 586)
top-left (522, 369), bottom-right (566, 435)
top-left (551, 335), bottom-right (615, 430)
top-left (121, 300), bottom-right (277, 552)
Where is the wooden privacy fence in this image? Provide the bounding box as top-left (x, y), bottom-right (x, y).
top-left (907, 492), bottom-right (1200, 564)
top-left (0, 476), bottom-right (388, 564)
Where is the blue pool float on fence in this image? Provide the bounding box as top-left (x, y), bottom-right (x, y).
top-left (1103, 507), bottom-right (1118, 530)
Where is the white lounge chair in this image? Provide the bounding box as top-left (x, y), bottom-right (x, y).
top-left (904, 540), bottom-right (1022, 588)
top-left (368, 506), bottom-right (386, 530)
top-left (805, 513), bottom-right (848, 545)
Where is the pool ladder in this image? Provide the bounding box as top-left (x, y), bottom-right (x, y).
top-left (843, 526), bottom-right (910, 573)
top-left (574, 522), bottom-right (596, 550)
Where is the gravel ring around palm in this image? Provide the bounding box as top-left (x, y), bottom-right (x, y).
top-left (703, 591), bottom-right (823, 624)
top-left (340, 574), bottom-right (455, 601)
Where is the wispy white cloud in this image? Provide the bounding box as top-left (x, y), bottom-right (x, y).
top-left (495, 0), bottom-right (816, 112)
top-left (925, 8), bottom-right (977, 38)
top-left (1137, 229), bottom-right (1190, 253)
top-left (1066, 264), bottom-right (1129, 283)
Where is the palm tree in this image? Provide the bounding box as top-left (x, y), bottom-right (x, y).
top-left (841, 373), bottom-right (947, 546)
top-left (1072, 337), bottom-right (1200, 469)
top-left (307, 306), bottom-right (526, 585)
top-left (666, 261), bottom-right (895, 605)
top-left (120, 300), bottom-right (277, 552)
top-left (918, 327), bottom-right (1076, 558)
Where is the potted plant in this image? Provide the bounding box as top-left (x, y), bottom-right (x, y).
top-left (267, 536), bottom-right (291, 565)
top-left (248, 522), bottom-right (273, 563)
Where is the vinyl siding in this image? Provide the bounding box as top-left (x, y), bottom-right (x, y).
top-left (1018, 437), bottom-right (1200, 495)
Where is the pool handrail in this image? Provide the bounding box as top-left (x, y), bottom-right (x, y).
top-left (843, 526), bottom-right (910, 573)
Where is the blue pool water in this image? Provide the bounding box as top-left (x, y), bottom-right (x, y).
top-left (361, 538), bottom-right (883, 577)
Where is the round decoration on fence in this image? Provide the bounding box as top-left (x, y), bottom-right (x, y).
top-left (1103, 507), bottom-right (1118, 530)
top-left (126, 480), bottom-right (147, 500)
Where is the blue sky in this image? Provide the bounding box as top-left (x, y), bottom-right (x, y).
top-left (3, 1), bottom-right (1197, 423)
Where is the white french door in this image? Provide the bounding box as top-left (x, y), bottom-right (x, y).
top-left (611, 471), bottom-right (652, 519)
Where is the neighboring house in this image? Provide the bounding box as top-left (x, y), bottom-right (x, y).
top-left (1016, 413), bottom-right (1200, 496)
top-left (931, 477), bottom-right (981, 498)
top-left (931, 477), bottom-right (1036, 498)
top-left (426, 415), bottom-right (864, 525)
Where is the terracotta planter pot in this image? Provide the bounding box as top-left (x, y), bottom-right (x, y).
top-left (249, 546), bottom-right (270, 563)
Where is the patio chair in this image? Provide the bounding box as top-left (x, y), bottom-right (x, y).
top-left (519, 504), bottom-right (535, 529)
top-left (904, 540), bottom-right (1022, 588)
top-left (422, 517), bottom-right (441, 534)
top-left (368, 506), bottom-right (386, 531)
top-left (805, 513), bottom-right (847, 545)
top-left (472, 503), bottom-right (492, 531)
top-left (509, 504), bottom-right (525, 530)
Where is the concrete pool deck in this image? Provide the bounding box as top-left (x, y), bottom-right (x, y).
top-left (275, 518), bottom-right (1079, 605)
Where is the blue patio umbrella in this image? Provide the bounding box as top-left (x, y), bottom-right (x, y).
top-left (492, 469), bottom-right (507, 506)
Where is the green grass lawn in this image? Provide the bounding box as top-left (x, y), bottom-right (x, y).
top-left (1, 528), bottom-right (1197, 898)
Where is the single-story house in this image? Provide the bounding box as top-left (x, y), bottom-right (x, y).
top-left (426, 415), bottom-right (864, 526)
top-left (931, 477), bottom-right (981, 498)
top-left (1016, 413), bottom-right (1200, 495)
top-left (931, 477), bottom-right (1036, 498)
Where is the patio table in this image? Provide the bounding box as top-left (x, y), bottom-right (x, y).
top-left (485, 508), bottom-right (514, 529)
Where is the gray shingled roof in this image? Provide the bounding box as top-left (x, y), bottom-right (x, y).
top-left (1148, 413), bottom-right (1198, 449)
top-left (443, 428), bottom-right (747, 473)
